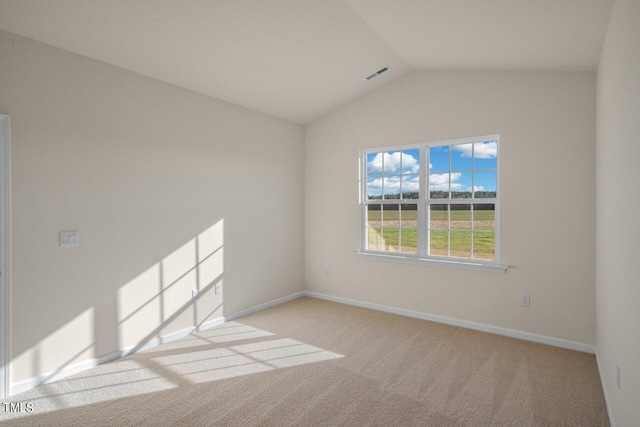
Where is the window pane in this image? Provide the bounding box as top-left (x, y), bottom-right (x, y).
top-left (383, 151), bottom-right (402, 174)
top-left (401, 175), bottom-right (419, 199)
top-left (429, 146), bottom-right (449, 173)
top-left (368, 151), bottom-right (414, 176)
top-left (367, 227), bottom-right (383, 251)
top-left (473, 141), bottom-right (498, 170)
top-left (451, 143), bottom-right (473, 171)
top-left (382, 176), bottom-right (401, 199)
top-left (450, 204), bottom-right (471, 229)
top-left (429, 204), bottom-right (448, 229)
top-left (473, 204), bottom-right (495, 232)
top-left (382, 204), bottom-right (400, 227)
top-left (429, 230), bottom-right (448, 256)
top-left (400, 229), bottom-right (418, 254)
top-left (402, 149), bottom-right (420, 174)
top-left (473, 232), bottom-right (495, 260)
top-left (450, 231), bottom-right (471, 258)
top-left (381, 228), bottom-right (399, 252)
top-left (451, 172), bottom-right (472, 199)
top-left (366, 152), bottom-right (383, 176)
top-left (367, 204), bottom-right (382, 227)
top-left (473, 171), bottom-right (497, 198)
top-left (366, 177), bottom-right (383, 199)
top-left (429, 173), bottom-right (449, 198)
top-left (400, 204), bottom-right (418, 228)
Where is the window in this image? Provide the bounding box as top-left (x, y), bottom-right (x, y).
top-left (360, 135), bottom-right (505, 271)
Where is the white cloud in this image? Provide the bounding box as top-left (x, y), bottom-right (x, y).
top-left (367, 152), bottom-right (419, 175)
top-left (402, 175), bottom-right (419, 192)
top-left (367, 175), bottom-right (419, 196)
top-left (452, 141), bottom-right (497, 159)
top-left (366, 177), bottom-right (384, 194)
top-left (366, 176), bottom-right (398, 194)
top-left (429, 173), bottom-right (484, 193)
top-left (384, 176), bottom-right (402, 193)
top-left (474, 141), bottom-right (497, 159)
top-left (369, 171), bottom-right (483, 196)
top-left (451, 143), bottom-right (473, 158)
top-left (429, 172), bottom-right (462, 191)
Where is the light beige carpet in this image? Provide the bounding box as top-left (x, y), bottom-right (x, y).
top-left (0, 297), bottom-right (609, 426)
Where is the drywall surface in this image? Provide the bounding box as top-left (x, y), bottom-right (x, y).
top-left (0, 30), bottom-right (304, 383)
top-left (596, 0), bottom-right (640, 425)
top-left (306, 70), bottom-right (596, 346)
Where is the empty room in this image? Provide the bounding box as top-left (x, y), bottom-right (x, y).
top-left (0, 0), bottom-right (638, 425)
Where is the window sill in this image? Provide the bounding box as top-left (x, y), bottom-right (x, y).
top-left (354, 251), bottom-right (509, 273)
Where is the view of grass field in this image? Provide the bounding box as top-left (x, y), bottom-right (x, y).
top-left (366, 207), bottom-right (495, 260)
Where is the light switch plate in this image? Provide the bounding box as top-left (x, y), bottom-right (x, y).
top-left (60, 231), bottom-right (80, 248)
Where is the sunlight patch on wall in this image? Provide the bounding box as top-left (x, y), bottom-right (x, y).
top-left (160, 238), bottom-right (199, 334)
top-left (197, 220), bottom-right (224, 263)
top-left (117, 219), bottom-right (225, 350)
top-left (117, 265), bottom-right (162, 349)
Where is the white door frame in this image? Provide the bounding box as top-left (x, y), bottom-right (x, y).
top-left (0, 114), bottom-right (11, 399)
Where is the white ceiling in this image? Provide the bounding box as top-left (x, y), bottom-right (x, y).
top-left (0, 0), bottom-right (613, 124)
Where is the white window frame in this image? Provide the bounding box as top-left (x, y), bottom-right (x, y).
top-left (357, 134), bottom-right (508, 273)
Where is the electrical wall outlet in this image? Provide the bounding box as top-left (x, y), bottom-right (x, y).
top-left (215, 282), bottom-right (222, 295)
top-left (520, 294), bottom-right (530, 306)
top-left (192, 289), bottom-right (198, 299)
top-left (616, 366), bottom-right (621, 390)
top-left (323, 268), bottom-right (330, 277)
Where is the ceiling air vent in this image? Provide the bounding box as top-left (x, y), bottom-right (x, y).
top-left (364, 66), bottom-right (391, 81)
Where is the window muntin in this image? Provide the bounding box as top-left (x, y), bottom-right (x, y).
top-left (362, 135), bottom-right (499, 263)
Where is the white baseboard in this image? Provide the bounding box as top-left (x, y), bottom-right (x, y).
top-left (10, 291), bottom-right (304, 396)
top-left (226, 291), bottom-right (304, 321)
top-left (595, 349), bottom-right (616, 427)
top-left (303, 291), bottom-right (595, 354)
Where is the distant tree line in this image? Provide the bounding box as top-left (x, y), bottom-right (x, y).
top-left (430, 190), bottom-right (497, 199)
top-left (368, 190), bottom-right (496, 209)
top-left (369, 191), bottom-right (419, 200)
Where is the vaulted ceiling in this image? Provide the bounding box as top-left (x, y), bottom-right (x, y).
top-left (0, 0), bottom-right (613, 123)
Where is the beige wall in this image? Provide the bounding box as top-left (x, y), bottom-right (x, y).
top-left (305, 71), bottom-right (596, 345)
top-left (0, 30), bottom-right (305, 383)
top-left (596, 0), bottom-right (640, 425)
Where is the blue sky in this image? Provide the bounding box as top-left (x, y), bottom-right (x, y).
top-left (366, 141), bottom-right (497, 197)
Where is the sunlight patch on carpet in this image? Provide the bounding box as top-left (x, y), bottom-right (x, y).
top-left (152, 337), bottom-right (344, 383)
